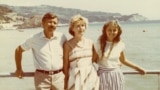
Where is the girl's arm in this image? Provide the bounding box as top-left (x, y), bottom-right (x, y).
top-left (119, 51), bottom-right (146, 75)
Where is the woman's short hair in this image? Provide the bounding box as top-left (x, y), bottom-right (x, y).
top-left (69, 14), bottom-right (88, 36)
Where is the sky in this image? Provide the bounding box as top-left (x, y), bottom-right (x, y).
top-left (1, 0), bottom-right (160, 20)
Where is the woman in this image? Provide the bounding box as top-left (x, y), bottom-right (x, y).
top-left (63, 15), bottom-right (99, 90)
top-left (94, 20), bottom-right (145, 90)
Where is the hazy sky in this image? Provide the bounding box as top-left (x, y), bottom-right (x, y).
top-left (1, 0), bottom-right (160, 20)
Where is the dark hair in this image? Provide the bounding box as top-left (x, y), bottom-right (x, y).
top-left (42, 12), bottom-right (58, 23)
top-left (99, 20), bottom-right (122, 58)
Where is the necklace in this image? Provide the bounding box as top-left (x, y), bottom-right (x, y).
top-left (104, 42), bottom-right (114, 60)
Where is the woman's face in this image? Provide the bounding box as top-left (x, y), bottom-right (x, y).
top-left (105, 23), bottom-right (119, 42)
top-left (72, 21), bottom-right (86, 37)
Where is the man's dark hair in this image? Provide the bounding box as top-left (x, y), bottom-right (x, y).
top-left (42, 12), bottom-right (58, 22)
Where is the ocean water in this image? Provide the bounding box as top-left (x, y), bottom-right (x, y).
top-left (0, 20), bottom-right (160, 90)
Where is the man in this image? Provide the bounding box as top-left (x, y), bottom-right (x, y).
top-left (15, 12), bottom-right (67, 90)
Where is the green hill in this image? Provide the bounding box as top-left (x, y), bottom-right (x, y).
top-left (0, 4), bottom-right (148, 29)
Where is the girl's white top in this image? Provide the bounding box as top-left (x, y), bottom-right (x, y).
top-left (94, 40), bottom-right (125, 68)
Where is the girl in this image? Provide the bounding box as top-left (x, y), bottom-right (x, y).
top-left (94, 20), bottom-right (145, 90)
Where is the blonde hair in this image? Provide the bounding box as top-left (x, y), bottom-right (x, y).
top-left (69, 14), bottom-right (88, 36)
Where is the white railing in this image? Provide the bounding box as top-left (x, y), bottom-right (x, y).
top-left (1, 70), bottom-right (160, 76)
top-left (124, 70), bottom-right (160, 90)
top-left (0, 70), bottom-right (160, 90)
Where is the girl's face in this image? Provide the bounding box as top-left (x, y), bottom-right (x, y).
top-left (72, 21), bottom-right (86, 37)
top-left (106, 23), bottom-right (119, 42)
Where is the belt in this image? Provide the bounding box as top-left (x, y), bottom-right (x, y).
top-left (36, 69), bottom-right (62, 75)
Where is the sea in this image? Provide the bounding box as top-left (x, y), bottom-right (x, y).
top-left (0, 20), bottom-right (160, 90)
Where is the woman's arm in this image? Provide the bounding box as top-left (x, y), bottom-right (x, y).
top-left (119, 51), bottom-right (146, 75)
top-left (63, 42), bottom-right (70, 90)
top-left (92, 45), bottom-right (99, 63)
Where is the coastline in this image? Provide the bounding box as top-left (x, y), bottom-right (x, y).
top-left (0, 23), bottom-right (17, 30)
top-left (1, 20), bottom-right (160, 30)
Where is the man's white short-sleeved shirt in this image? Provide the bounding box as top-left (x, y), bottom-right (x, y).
top-left (21, 31), bottom-right (67, 71)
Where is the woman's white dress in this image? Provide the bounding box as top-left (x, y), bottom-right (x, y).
top-left (67, 38), bottom-right (99, 90)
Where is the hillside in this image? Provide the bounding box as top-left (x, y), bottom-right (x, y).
top-left (0, 4), bottom-right (148, 29)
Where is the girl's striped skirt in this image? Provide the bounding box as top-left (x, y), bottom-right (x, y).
top-left (98, 67), bottom-right (124, 90)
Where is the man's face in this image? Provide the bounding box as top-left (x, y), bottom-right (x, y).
top-left (42, 18), bottom-right (58, 33)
